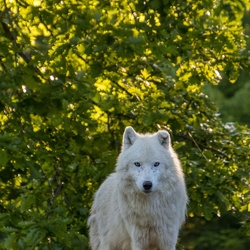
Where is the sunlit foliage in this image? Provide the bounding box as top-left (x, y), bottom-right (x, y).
top-left (0, 0), bottom-right (250, 249)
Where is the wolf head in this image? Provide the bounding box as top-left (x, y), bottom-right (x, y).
top-left (116, 126), bottom-right (182, 195)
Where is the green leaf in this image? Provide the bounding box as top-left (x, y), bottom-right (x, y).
top-left (0, 150), bottom-right (8, 167)
top-left (25, 227), bottom-right (47, 246)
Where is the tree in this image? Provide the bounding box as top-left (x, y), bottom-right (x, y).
top-left (0, 0), bottom-right (249, 249)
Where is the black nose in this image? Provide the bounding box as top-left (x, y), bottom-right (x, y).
top-left (143, 181), bottom-right (152, 191)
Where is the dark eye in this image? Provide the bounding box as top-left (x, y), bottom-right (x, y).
top-left (134, 162), bottom-right (141, 167)
top-left (154, 162), bottom-right (160, 167)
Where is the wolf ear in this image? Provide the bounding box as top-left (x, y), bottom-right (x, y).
top-left (157, 130), bottom-right (170, 148)
top-left (123, 126), bottom-right (137, 150)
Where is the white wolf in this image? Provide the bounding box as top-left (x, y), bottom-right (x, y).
top-left (88, 126), bottom-right (188, 250)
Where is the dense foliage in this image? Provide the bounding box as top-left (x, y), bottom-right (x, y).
top-left (0, 0), bottom-right (250, 249)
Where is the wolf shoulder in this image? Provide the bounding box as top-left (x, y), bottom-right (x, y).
top-left (90, 173), bottom-right (120, 211)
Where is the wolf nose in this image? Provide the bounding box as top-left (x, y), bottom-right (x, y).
top-left (143, 181), bottom-right (152, 191)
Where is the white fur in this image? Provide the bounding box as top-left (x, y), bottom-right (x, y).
top-left (88, 126), bottom-right (188, 250)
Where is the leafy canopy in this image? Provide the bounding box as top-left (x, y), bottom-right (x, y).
top-left (0, 0), bottom-right (250, 249)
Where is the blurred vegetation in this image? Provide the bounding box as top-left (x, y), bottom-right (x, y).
top-left (204, 70), bottom-right (250, 126)
top-left (0, 0), bottom-right (250, 249)
top-left (204, 9), bottom-right (250, 127)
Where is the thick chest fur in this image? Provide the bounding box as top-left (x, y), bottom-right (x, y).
top-left (118, 191), bottom-right (175, 227)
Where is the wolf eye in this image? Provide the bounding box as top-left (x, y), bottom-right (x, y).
top-left (134, 162), bottom-right (141, 167)
top-left (154, 162), bottom-right (160, 167)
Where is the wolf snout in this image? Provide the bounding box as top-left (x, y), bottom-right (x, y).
top-left (143, 181), bottom-right (153, 192)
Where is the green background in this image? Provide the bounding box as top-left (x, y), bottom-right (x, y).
top-left (0, 0), bottom-right (250, 249)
